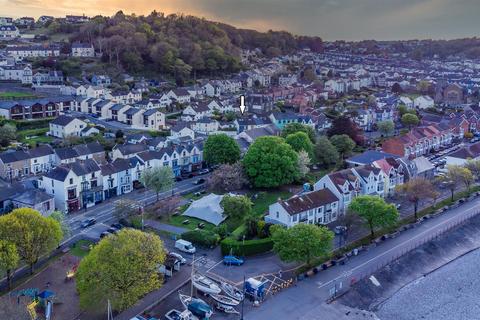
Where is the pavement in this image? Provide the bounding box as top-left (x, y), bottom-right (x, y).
top-left (242, 194), bottom-right (480, 320)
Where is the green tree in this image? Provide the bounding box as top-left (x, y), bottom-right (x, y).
top-left (281, 123), bottom-right (316, 143)
top-left (401, 113), bottom-right (419, 129)
top-left (50, 210), bottom-right (71, 238)
top-left (377, 120), bottom-right (395, 137)
top-left (243, 136), bottom-right (299, 188)
top-left (220, 195), bottom-right (252, 221)
top-left (0, 124), bottom-right (16, 147)
top-left (0, 240), bottom-right (19, 290)
top-left (272, 224), bottom-right (334, 265)
top-left (465, 159), bottom-right (480, 180)
top-left (285, 131), bottom-right (314, 159)
top-left (315, 136), bottom-right (339, 168)
top-left (349, 195), bottom-right (398, 239)
top-left (396, 178), bottom-right (438, 220)
top-left (330, 134), bottom-right (356, 160)
top-left (204, 134), bottom-right (241, 165)
top-left (440, 165), bottom-right (473, 201)
top-left (0, 208), bottom-right (62, 274)
top-left (140, 166), bottom-right (174, 201)
top-left (76, 229), bottom-right (165, 312)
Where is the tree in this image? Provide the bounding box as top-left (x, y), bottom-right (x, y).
top-left (281, 123), bottom-right (316, 143)
top-left (76, 229), bottom-right (165, 312)
top-left (50, 210), bottom-right (71, 238)
top-left (398, 105), bottom-right (409, 117)
top-left (297, 150), bottom-right (311, 178)
top-left (0, 124), bottom-right (16, 147)
top-left (391, 82), bottom-right (403, 94)
top-left (336, 208), bottom-right (363, 242)
top-left (0, 240), bottom-right (19, 290)
top-left (330, 134), bottom-right (356, 160)
top-left (150, 196), bottom-right (182, 219)
top-left (114, 199), bottom-right (142, 220)
top-left (417, 80), bottom-right (431, 93)
top-left (349, 195), bottom-right (398, 239)
top-left (243, 136), bottom-right (299, 188)
top-left (204, 134), bottom-right (240, 165)
top-left (465, 159), bottom-right (480, 180)
top-left (377, 120), bottom-right (395, 137)
top-left (396, 178), bottom-right (438, 220)
top-left (285, 132), bottom-right (314, 159)
top-left (440, 165), bottom-right (472, 201)
top-left (140, 166), bottom-right (174, 201)
top-left (0, 208), bottom-right (62, 274)
top-left (401, 113), bottom-right (419, 129)
top-left (315, 136), bottom-right (339, 168)
top-left (208, 162), bottom-right (248, 192)
top-left (272, 224), bottom-right (334, 265)
top-left (220, 195), bottom-right (252, 221)
top-left (327, 116), bottom-right (364, 145)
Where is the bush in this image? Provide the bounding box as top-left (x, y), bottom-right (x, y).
top-left (130, 216), bottom-right (143, 229)
top-left (220, 237), bottom-right (274, 256)
top-left (182, 230), bottom-right (220, 248)
top-left (214, 224), bottom-right (229, 239)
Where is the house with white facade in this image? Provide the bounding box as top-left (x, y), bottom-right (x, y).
top-left (266, 189), bottom-right (340, 227)
top-left (0, 25), bottom-right (19, 39)
top-left (100, 159), bottom-right (133, 199)
top-left (314, 168), bottom-right (361, 213)
top-left (48, 115), bottom-right (89, 138)
top-left (414, 95), bottom-right (434, 109)
top-left (71, 42), bottom-right (95, 57)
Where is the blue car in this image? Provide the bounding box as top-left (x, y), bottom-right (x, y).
top-left (223, 255), bottom-right (244, 266)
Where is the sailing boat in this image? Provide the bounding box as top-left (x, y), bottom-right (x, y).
top-left (192, 273), bottom-right (221, 295)
top-left (220, 282), bottom-right (245, 301)
top-left (210, 293), bottom-right (240, 306)
top-left (179, 293), bottom-right (213, 319)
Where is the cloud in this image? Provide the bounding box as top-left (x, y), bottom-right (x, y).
top-left (2, 0), bottom-right (480, 40)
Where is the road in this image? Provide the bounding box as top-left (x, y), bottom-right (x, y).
top-left (244, 194), bottom-right (480, 319)
top-left (65, 173), bottom-right (211, 244)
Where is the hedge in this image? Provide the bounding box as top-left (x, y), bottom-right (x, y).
top-left (182, 230), bottom-right (220, 248)
top-left (220, 237), bottom-right (274, 256)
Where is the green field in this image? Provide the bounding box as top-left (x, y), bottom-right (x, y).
top-left (168, 214), bottom-right (216, 232)
top-left (17, 127), bottom-right (53, 146)
top-left (70, 240), bottom-right (94, 258)
top-left (0, 92), bottom-right (36, 100)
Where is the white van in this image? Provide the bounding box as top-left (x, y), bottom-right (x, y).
top-left (175, 239), bottom-right (196, 254)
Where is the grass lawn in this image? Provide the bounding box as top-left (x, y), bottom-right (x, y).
top-left (250, 190), bottom-right (292, 217)
top-left (168, 214), bottom-right (217, 232)
top-left (70, 240), bottom-right (94, 258)
top-left (17, 127), bottom-right (52, 146)
top-left (0, 92), bottom-right (36, 100)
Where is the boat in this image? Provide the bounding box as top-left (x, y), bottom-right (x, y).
top-left (215, 303), bottom-right (240, 315)
top-left (192, 273), bottom-right (221, 295)
top-left (165, 309), bottom-right (198, 320)
top-left (210, 293), bottom-right (240, 307)
top-left (179, 293), bottom-right (213, 319)
top-left (220, 282), bottom-right (244, 301)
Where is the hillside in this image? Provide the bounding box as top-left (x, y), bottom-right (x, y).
top-left (49, 11), bottom-right (322, 82)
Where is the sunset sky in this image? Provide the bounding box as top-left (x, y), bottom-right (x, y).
top-left (1, 0), bottom-right (479, 40)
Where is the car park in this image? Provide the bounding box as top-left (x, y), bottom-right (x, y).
top-left (80, 218), bottom-right (96, 228)
top-left (223, 255), bottom-right (244, 266)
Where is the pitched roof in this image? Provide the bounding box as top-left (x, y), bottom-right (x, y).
top-left (115, 143), bottom-right (149, 156)
top-left (347, 150), bottom-right (399, 165)
top-left (279, 189), bottom-right (339, 215)
top-left (50, 115), bottom-right (77, 126)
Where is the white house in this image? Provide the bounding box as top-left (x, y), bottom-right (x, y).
top-left (0, 25), bottom-right (19, 39)
top-left (191, 118), bottom-right (219, 135)
top-left (100, 159), bottom-right (133, 199)
top-left (266, 189), bottom-right (340, 227)
top-left (0, 64), bottom-right (32, 84)
top-left (48, 115), bottom-right (89, 138)
top-left (314, 168), bottom-right (361, 213)
top-left (399, 96), bottom-right (414, 108)
top-left (414, 95), bottom-right (434, 109)
top-left (71, 42), bottom-right (95, 57)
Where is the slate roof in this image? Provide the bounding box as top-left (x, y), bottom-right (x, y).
top-left (279, 189), bottom-right (339, 215)
top-left (347, 150), bottom-right (400, 165)
top-left (115, 143), bottom-right (149, 156)
top-left (100, 158), bottom-right (131, 175)
top-left (50, 115), bottom-right (76, 126)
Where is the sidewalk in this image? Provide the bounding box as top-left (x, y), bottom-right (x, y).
top-left (244, 194), bottom-right (480, 319)
top-left (146, 219), bottom-right (188, 235)
top-left (115, 266), bottom-right (192, 320)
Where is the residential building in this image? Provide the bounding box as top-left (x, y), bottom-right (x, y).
top-left (48, 115), bottom-right (90, 138)
top-left (0, 25), bottom-right (19, 39)
top-left (71, 42), bottom-right (95, 57)
top-left (266, 189), bottom-right (340, 227)
top-left (413, 95), bottom-right (434, 109)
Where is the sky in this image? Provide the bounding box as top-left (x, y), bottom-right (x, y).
top-left (1, 0), bottom-right (479, 41)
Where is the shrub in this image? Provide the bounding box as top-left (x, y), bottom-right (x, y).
top-left (220, 237), bottom-right (274, 256)
top-left (182, 230), bottom-right (220, 247)
top-left (130, 216), bottom-right (143, 229)
top-left (214, 224), bottom-right (229, 239)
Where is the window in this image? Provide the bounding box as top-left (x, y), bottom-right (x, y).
top-left (69, 178), bottom-right (73, 185)
top-left (276, 211), bottom-right (279, 218)
top-left (51, 180), bottom-right (54, 187)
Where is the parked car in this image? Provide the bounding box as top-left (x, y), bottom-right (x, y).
top-left (175, 239), bottom-right (196, 254)
top-left (168, 252), bottom-right (187, 264)
top-left (197, 169), bottom-right (209, 175)
top-left (193, 178), bottom-right (206, 185)
top-left (175, 176), bottom-right (183, 182)
top-left (107, 227), bottom-right (118, 234)
top-left (119, 218), bottom-right (132, 227)
top-left (111, 223), bottom-right (123, 230)
top-left (99, 231), bottom-right (110, 239)
top-left (223, 255), bottom-right (244, 266)
top-left (80, 218), bottom-right (96, 229)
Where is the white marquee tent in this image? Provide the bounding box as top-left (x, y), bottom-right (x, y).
top-left (182, 193), bottom-right (228, 226)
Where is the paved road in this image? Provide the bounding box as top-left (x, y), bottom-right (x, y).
top-left (65, 173), bottom-right (210, 243)
top-left (244, 195), bottom-right (480, 319)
